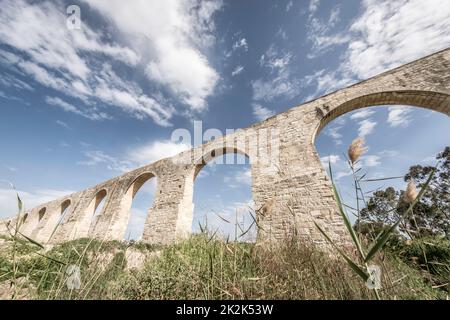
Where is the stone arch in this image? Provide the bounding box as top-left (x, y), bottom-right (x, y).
top-left (38, 207), bottom-right (46, 221)
top-left (88, 189), bottom-right (108, 233)
top-left (313, 90), bottom-right (450, 142)
top-left (61, 199), bottom-right (71, 214)
top-left (36, 199), bottom-right (73, 243)
top-left (193, 146), bottom-right (250, 178)
top-left (190, 146), bottom-right (255, 240)
top-left (120, 171), bottom-right (157, 240)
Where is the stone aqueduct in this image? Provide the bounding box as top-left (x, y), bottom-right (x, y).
top-left (1, 48), bottom-right (449, 246)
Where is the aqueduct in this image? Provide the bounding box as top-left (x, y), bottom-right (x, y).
top-left (1, 48), bottom-right (449, 246)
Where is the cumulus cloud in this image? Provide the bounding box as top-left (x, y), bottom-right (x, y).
top-left (0, 0), bottom-right (220, 126)
top-left (358, 119), bottom-right (377, 137)
top-left (79, 139), bottom-right (191, 172)
top-left (84, 0), bottom-right (222, 112)
top-left (127, 140), bottom-right (191, 166)
top-left (324, 124), bottom-right (344, 145)
top-left (252, 104), bottom-right (275, 121)
top-left (252, 46), bottom-right (300, 102)
top-left (350, 109), bottom-right (376, 120)
top-left (387, 106), bottom-right (413, 127)
top-left (306, 0), bottom-right (450, 97)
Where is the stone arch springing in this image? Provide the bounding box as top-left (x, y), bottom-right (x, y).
top-left (122, 172), bottom-right (157, 240)
top-left (191, 147), bottom-right (256, 242)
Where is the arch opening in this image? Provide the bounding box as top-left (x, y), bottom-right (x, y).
top-left (315, 97), bottom-right (450, 233)
top-left (314, 90), bottom-right (449, 142)
top-left (59, 199), bottom-right (71, 225)
top-left (192, 149), bottom-right (256, 242)
top-left (123, 172), bottom-right (156, 241)
top-left (38, 207), bottom-right (46, 221)
top-left (88, 189), bottom-right (107, 233)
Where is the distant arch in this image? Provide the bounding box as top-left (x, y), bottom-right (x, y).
top-left (122, 172), bottom-right (156, 240)
top-left (87, 189), bottom-right (108, 234)
top-left (313, 90), bottom-right (450, 142)
top-left (92, 189), bottom-right (107, 218)
top-left (38, 207), bottom-right (46, 221)
top-left (60, 199), bottom-right (71, 223)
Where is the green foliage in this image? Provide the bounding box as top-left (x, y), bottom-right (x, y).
top-left (0, 235), bottom-right (445, 300)
top-left (393, 237), bottom-right (450, 292)
top-left (360, 146), bottom-right (450, 238)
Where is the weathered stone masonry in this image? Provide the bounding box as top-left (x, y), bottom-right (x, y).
top-left (1, 48), bottom-right (449, 246)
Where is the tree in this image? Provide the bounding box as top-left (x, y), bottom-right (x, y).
top-left (358, 146), bottom-right (449, 239)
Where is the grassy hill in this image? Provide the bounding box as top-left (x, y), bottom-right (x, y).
top-left (0, 233), bottom-right (448, 300)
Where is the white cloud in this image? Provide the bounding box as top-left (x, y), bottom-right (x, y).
top-left (362, 155), bottom-right (381, 167)
top-left (252, 46), bottom-right (301, 102)
top-left (231, 65), bottom-right (244, 76)
top-left (0, 187), bottom-right (74, 219)
top-left (286, 1), bottom-right (293, 12)
top-left (232, 38), bottom-right (248, 52)
top-left (320, 154), bottom-right (341, 166)
top-left (309, 0), bottom-right (320, 15)
top-left (56, 120), bottom-right (70, 129)
top-left (325, 125), bottom-right (343, 144)
top-left (307, 6), bottom-right (347, 58)
top-left (0, 0), bottom-right (138, 80)
top-left (358, 119), bottom-right (377, 137)
top-left (234, 169), bottom-right (252, 186)
top-left (85, 0), bottom-right (222, 112)
top-left (79, 139), bottom-right (191, 172)
top-left (0, 73), bottom-right (34, 91)
top-left (0, 0), bottom-right (207, 126)
top-left (387, 106), bottom-right (412, 127)
top-left (345, 0), bottom-right (450, 79)
top-left (127, 140), bottom-right (191, 166)
top-left (78, 150), bottom-right (134, 172)
top-left (350, 109), bottom-right (375, 120)
top-left (306, 0), bottom-right (450, 97)
top-left (252, 104), bottom-right (275, 121)
top-left (45, 96), bottom-right (112, 121)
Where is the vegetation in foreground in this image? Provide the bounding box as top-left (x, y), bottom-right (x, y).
top-left (0, 233), bottom-right (448, 300)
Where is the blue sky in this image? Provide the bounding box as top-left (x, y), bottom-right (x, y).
top-left (0, 0), bottom-right (449, 240)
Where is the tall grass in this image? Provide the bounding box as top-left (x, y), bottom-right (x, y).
top-left (315, 137), bottom-right (437, 300)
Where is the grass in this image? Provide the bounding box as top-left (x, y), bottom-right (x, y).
top-left (0, 233), bottom-right (447, 300)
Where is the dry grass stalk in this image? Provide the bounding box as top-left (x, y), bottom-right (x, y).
top-left (348, 137), bottom-right (367, 164)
